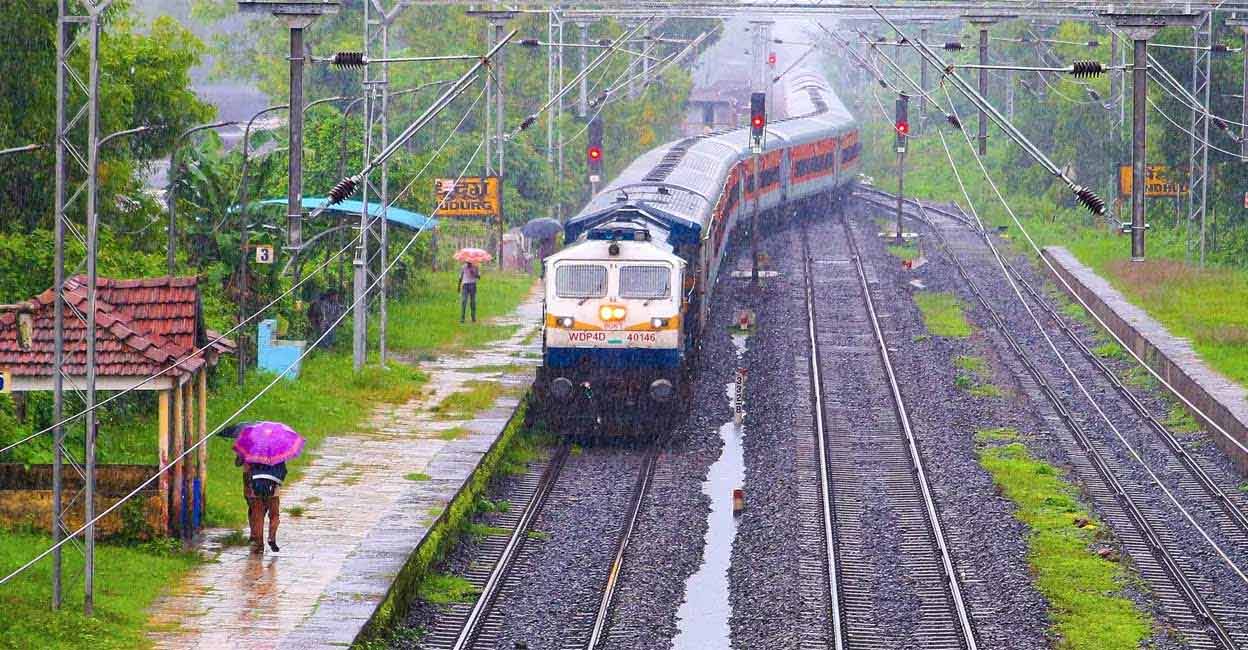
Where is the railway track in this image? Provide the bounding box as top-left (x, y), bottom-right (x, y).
top-left (419, 445), bottom-right (657, 650)
top-left (796, 211), bottom-right (978, 650)
top-left (854, 185), bottom-right (1248, 649)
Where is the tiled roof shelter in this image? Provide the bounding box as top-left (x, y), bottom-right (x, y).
top-left (0, 276), bottom-right (232, 390)
top-left (0, 276), bottom-right (234, 539)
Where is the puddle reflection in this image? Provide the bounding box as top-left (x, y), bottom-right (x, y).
top-left (672, 335), bottom-right (748, 649)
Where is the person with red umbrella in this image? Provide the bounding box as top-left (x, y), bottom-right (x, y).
top-left (225, 421), bottom-right (305, 554)
top-left (455, 248), bottom-right (492, 323)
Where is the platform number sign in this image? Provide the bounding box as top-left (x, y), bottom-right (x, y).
top-left (0, 369), bottom-right (10, 394)
top-left (255, 244), bottom-right (275, 265)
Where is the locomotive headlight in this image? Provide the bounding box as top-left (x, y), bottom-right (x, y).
top-left (557, 316), bottom-right (574, 328)
top-left (599, 305), bottom-right (627, 321)
top-left (650, 317), bottom-right (669, 329)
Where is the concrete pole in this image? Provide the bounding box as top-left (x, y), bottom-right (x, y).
top-left (484, 23), bottom-right (493, 175)
top-left (579, 22), bottom-right (589, 118)
top-left (1131, 36), bottom-right (1149, 261)
top-left (977, 25), bottom-right (990, 154)
top-left (1103, 13), bottom-right (1199, 261)
top-left (919, 25), bottom-right (930, 121)
top-left (1243, 30), bottom-right (1248, 159)
top-left (378, 21), bottom-right (390, 365)
top-left (495, 20), bottom-right (506, 177)
top-left (557, 17), bottom-right (565, 221)
top-left (287, 22), bottom-right (307, 253)
top-left (547, 9), bottom-right (555, 163)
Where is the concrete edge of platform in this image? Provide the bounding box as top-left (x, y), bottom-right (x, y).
top-left (351, 393), bottom-right (532, 647)
top-left (1042, 246), bottom-right (1248, 470)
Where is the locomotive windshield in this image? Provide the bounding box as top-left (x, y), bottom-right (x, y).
top-left (555, 264), bottom-right (608, 298)
top-left (619, 265), bottom-right (671, 300)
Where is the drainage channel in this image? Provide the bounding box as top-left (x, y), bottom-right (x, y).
top-left (670, 328), bottom-right (750, 648)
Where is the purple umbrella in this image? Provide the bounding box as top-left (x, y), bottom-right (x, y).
top-left (231, 421), bottom-right (305, 465)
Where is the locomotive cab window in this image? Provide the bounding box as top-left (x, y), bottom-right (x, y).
top-left (619, 265), bottom-right (671, 300)
top-left (555, 264), bottom-right (608, 298)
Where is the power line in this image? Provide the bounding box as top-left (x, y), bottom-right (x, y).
top-left (0, 129), bottom-right (490, 591)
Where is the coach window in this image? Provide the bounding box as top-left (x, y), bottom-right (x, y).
top-left (619, 265), bottom-right (671, 300)
top-left (555, 264), bottom-right (608, 298)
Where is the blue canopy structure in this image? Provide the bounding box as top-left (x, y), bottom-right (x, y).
top-left (252, 198), bottom-right (437, 230)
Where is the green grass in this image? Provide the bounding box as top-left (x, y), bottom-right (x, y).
top-left (975, 427), bottom-right (1021, 444)
top-left (437, 427), bottom-right (470, 441)
top-left (0, 533), bottom-right (199, 650)
top-left (913, 292), bottom-right (973, 338)
top-left (414, 573), bottom-right (480, 605)
top-left (977, 441), bottom-right (1152, 650)
top-left (431, 381), bottom-right (504, 420)
top-left (887, 241), bottom-right (921, 261)
top-left (373, 270), bottom-right (534, 355)
top-left (464, 523), bottom-right (512, 538)
top-left (861, 116), bottom-right (1248, 393)
top-left (404, 472), bottom-right (431, 482)
top-left (1164, 405), bottom-right (1201, 434)
top-left (954, 355), bottom-right (1003, 398)
top-left (1093, 342), bottom-right (1127, 361)
top-left (463, 363), bottom-right (524, 374)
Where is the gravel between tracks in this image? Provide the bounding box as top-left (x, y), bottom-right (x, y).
top-left (886, 196), bottom-right (1248, 648)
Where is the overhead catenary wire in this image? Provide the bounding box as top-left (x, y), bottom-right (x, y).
top-left (851, 16), bottom-right (1248, 588)
top-left (508, 17), bottom-right (655, 138)
top-left (937, 84), bottom-right (1248, 589)
top-left (0, 80), bottom-right (490, 458)
top-left (0, 130), bottom-right (490, 591)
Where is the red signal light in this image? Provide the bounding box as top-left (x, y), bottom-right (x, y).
top-left (767, 52), bottom-right (777, 66)
top-left (587, 145), bottom-right (602, 161)
top-left (896, 120), bottom-right (909, 135)
top-left (752, 114), bottom-right (765, 129)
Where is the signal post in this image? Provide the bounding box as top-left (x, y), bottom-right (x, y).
top-left (587, 116), bottom-right (603, 195)
top-left (895, 93), bottom-right (909, 243)
top-left (749, 91), bottom-right (766, 284)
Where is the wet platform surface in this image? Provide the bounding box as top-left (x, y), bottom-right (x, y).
top-left (147, 287), bottom-right (542, 650)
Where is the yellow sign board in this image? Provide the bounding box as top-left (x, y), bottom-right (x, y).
top-left (1118, 164), bottom-right (1189, 198)
top-left (433, 176), bottom-right (502, 219)
top-left (0, 369), bottom-right (10, 394)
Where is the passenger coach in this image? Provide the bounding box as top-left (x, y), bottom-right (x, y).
top-left (533, 64), bottom-right (859, 435)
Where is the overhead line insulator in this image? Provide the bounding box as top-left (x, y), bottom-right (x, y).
top-left (328, 177), bottom-right (360, 205)
top-left (1070, 60), bottom-right (1105, 78)
top-left (944, 41), bottom-right (964, 51)
top-left (1073, 185), bottom-right (1106, 216)
top-left (332, 52), bottom-right (367, 69)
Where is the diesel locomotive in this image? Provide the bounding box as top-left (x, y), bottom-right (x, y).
top-left (533, 38), bottom-right (860, 434)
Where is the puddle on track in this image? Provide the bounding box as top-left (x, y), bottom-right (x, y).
top-left (671, 333), bottom-right (749, 649)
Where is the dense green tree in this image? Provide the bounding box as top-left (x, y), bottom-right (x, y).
top-left (0, 3), bottom-right (213, 235)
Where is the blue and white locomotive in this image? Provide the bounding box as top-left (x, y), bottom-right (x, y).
top-left (533, 38), bottom-right (859, 434)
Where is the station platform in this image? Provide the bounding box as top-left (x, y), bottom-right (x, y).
top-left (146, 291), bottom-right (543, 649)
top-left (1044, 246), bottom-right (1248, 469)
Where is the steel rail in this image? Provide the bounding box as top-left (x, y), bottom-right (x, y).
top-left (857, 185), bottom-right (1248, 541)
top-left (585, 449), bottom-right (659, 649)
top-left (799, 227), bottom-right (847, 650)
top-left (853, 186), bottom-right (1239, 649)
top-left (838, 215), bottom-right (980, 650)
top-left (451, 444), bottom-right (570, 650)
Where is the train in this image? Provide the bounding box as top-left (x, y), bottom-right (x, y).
top-left (532, 26), bottom-right (860, 435)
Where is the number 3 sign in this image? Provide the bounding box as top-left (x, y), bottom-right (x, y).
top-left (255, 244), bottom-right (275, 265)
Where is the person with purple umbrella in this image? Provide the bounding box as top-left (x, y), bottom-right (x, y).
top-left (228, 421), bottom-right (305, 554)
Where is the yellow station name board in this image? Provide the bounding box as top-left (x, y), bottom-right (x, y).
top-left (433, 176), bottom-right (502, 219)
top-left (1118, 164), bottom-right (1189, 198)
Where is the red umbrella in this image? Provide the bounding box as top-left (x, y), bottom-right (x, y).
top-left (230, 421), bottom-right (305, 465)
top-left (454, 247), bottom-right (493, 264)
